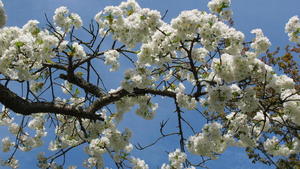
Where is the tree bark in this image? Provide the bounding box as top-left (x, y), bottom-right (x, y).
top-left (0, 84), bottom-right (103, 120)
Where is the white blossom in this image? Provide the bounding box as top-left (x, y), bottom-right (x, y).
top-left (264, 137), bottom-right (294, 156)
top-left (187, 122), bottom-right (228, 159)
top-left (28, 115), bottom-right (45, 130)
top-left (0, 0), bottom-right (6, 28)
top-left (104, 50), bottom-right (120, 71)
top-left (72, 42), bottom-right (86, 58)
top-left (168, 149), bottom-right (187, 169)
top-left (131, 157), bottom-right (149, 169)
top-left (1, 137), bottom-right (14, 152)
top-left (208, 0), bottom-right (231, 14)
top-left (251, 29), bottom-right (271, 54)
top-left (285, 16), bottom-right (300, 42)
top-left (89, 137), bottom-right (109, 154)
top-left (1, 158), bottom-right (19, 169)
top-left (9, 123), bottom-right (20, 135)
top-left (94, 0), bottom-right (162, 48)
top-left (53, 6), bottom-right (82, 32)
top-left (0, 1), bottom-right (298, 168)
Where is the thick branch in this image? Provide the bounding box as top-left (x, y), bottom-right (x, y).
top-left (59, 74), bottom-right (105, 97)
top-left (87, 88), bottom-right (177, 113)
top-left (0, 84), bottom-right (103, 120)
top-left (43, 63), bottom-right (67, 71)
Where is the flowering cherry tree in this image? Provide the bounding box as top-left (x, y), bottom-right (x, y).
top-left (0, 0), bottom-right (299, 168)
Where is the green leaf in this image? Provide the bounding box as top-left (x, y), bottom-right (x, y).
top-left (170, 83), bottom-right (176, 90)
top-left (75, 71), bottom-right (84, 77)
top-left (140, 15), bottom-right (146, 20)
top-left (46, 59), bottom-right (55, 64)
top-left (36, 39), bottom-right (43, 45)
top-left (125, 76), bottom-right (130, 80)
top-left (127, 9), bottom-right (134, 16)
top-left (286, 142), bottom-right (293, 149)
top-left (105, 14), bottom-right (114, 24)
top-left (225, 39), bottom-right (231, 47)
top-left (219, 95), bottom-right (226, 101)
top-left (217, 2), bottom-right (229, 13)
top-left (15, 41), bottom-right (25, 48)
top-left (221, 2), bottom-right (229, 9)
top-left (202, 72), bottom-right (209, 78)
top-left (32, 28), bottom-right (40, 36)
top-left (74, 88), bottom-right (80, 96)
top-left (166, 32), bottom-right (172, 36)
top-left (232, 91), bottom-right (240, 98)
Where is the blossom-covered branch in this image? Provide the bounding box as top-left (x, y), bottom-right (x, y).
top-left (0, 84), bottom-right (103, 120)
top-left (0, 0), bottom-right (299, 168)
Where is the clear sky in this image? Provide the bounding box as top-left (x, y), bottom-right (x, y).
top-left (1, 0), bottom-right (300, 168)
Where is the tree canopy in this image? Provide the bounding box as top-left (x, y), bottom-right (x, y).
top-left (0, 0), bottom-right (299, 168)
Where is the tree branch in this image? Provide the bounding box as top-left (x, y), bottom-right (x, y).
top-left (59, 73), bottom-right (105, 97)
top-left (0, 84), bottom-right (103, 120)
top-left (87, 88), bottom-right (177, 113)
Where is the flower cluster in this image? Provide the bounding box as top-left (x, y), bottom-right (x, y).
top-left (115, 94), bottom-right (158, 121)
top-left (226, 112), bottom-right (259, 148)
top-left (0, 20), bottom-right (59, 80)
top-left (72, 42), bottom-right (86, 59)
top-left (122, 67), bottom-right (154, 91)
top-left (85, 127), bottom-right (132, 168)
top-left (285, 16), bottom-right (300, 43)
top-left (208, 0), bottom-right (232, 20)
top-left (137, 23), bottom-right (176, 66)
top-left (1, 137), bottom-right (14, 152)
top-left (130, 157), bottom-right (149, 169)
top-left (250, 29), bottom-right (271, 54)
top-left (94, 0), bottom-right (162, 48)
top-left (0, 0), bottom-right (299, 168)
top-left (267, 74), bottom-right (294, 93)
top-left (175, 83), bottom-right (197, 110)
top-left (281, 89), bottom-right (300, 124)
top-left (104, 50), bottom-right (120, 71)
top-left (0, 0), bottom-right (6, 28)
top-left (161, 149), bottom-right (187, 169)
top-left (53, 6), bottom-right (82, 32)
top-left (211, 51), bottom-right (274, 83)
top-left (264, 136), bottom-right (300, 157)
top-left (203, 84), bottom-right (240, 112)
top-left (187, 122), bottom-right (231, 159)
top-left (0, 108), bottom-right (47, 168)
top-left (190, 47), bottom-right (209, 62)
top-left (1, 158), bottom-right (19, 169)
top-left (208, 0), bottom-right (231, 13)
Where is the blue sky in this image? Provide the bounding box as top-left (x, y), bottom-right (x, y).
top-left (1, 0), bottom-right (300, 168)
